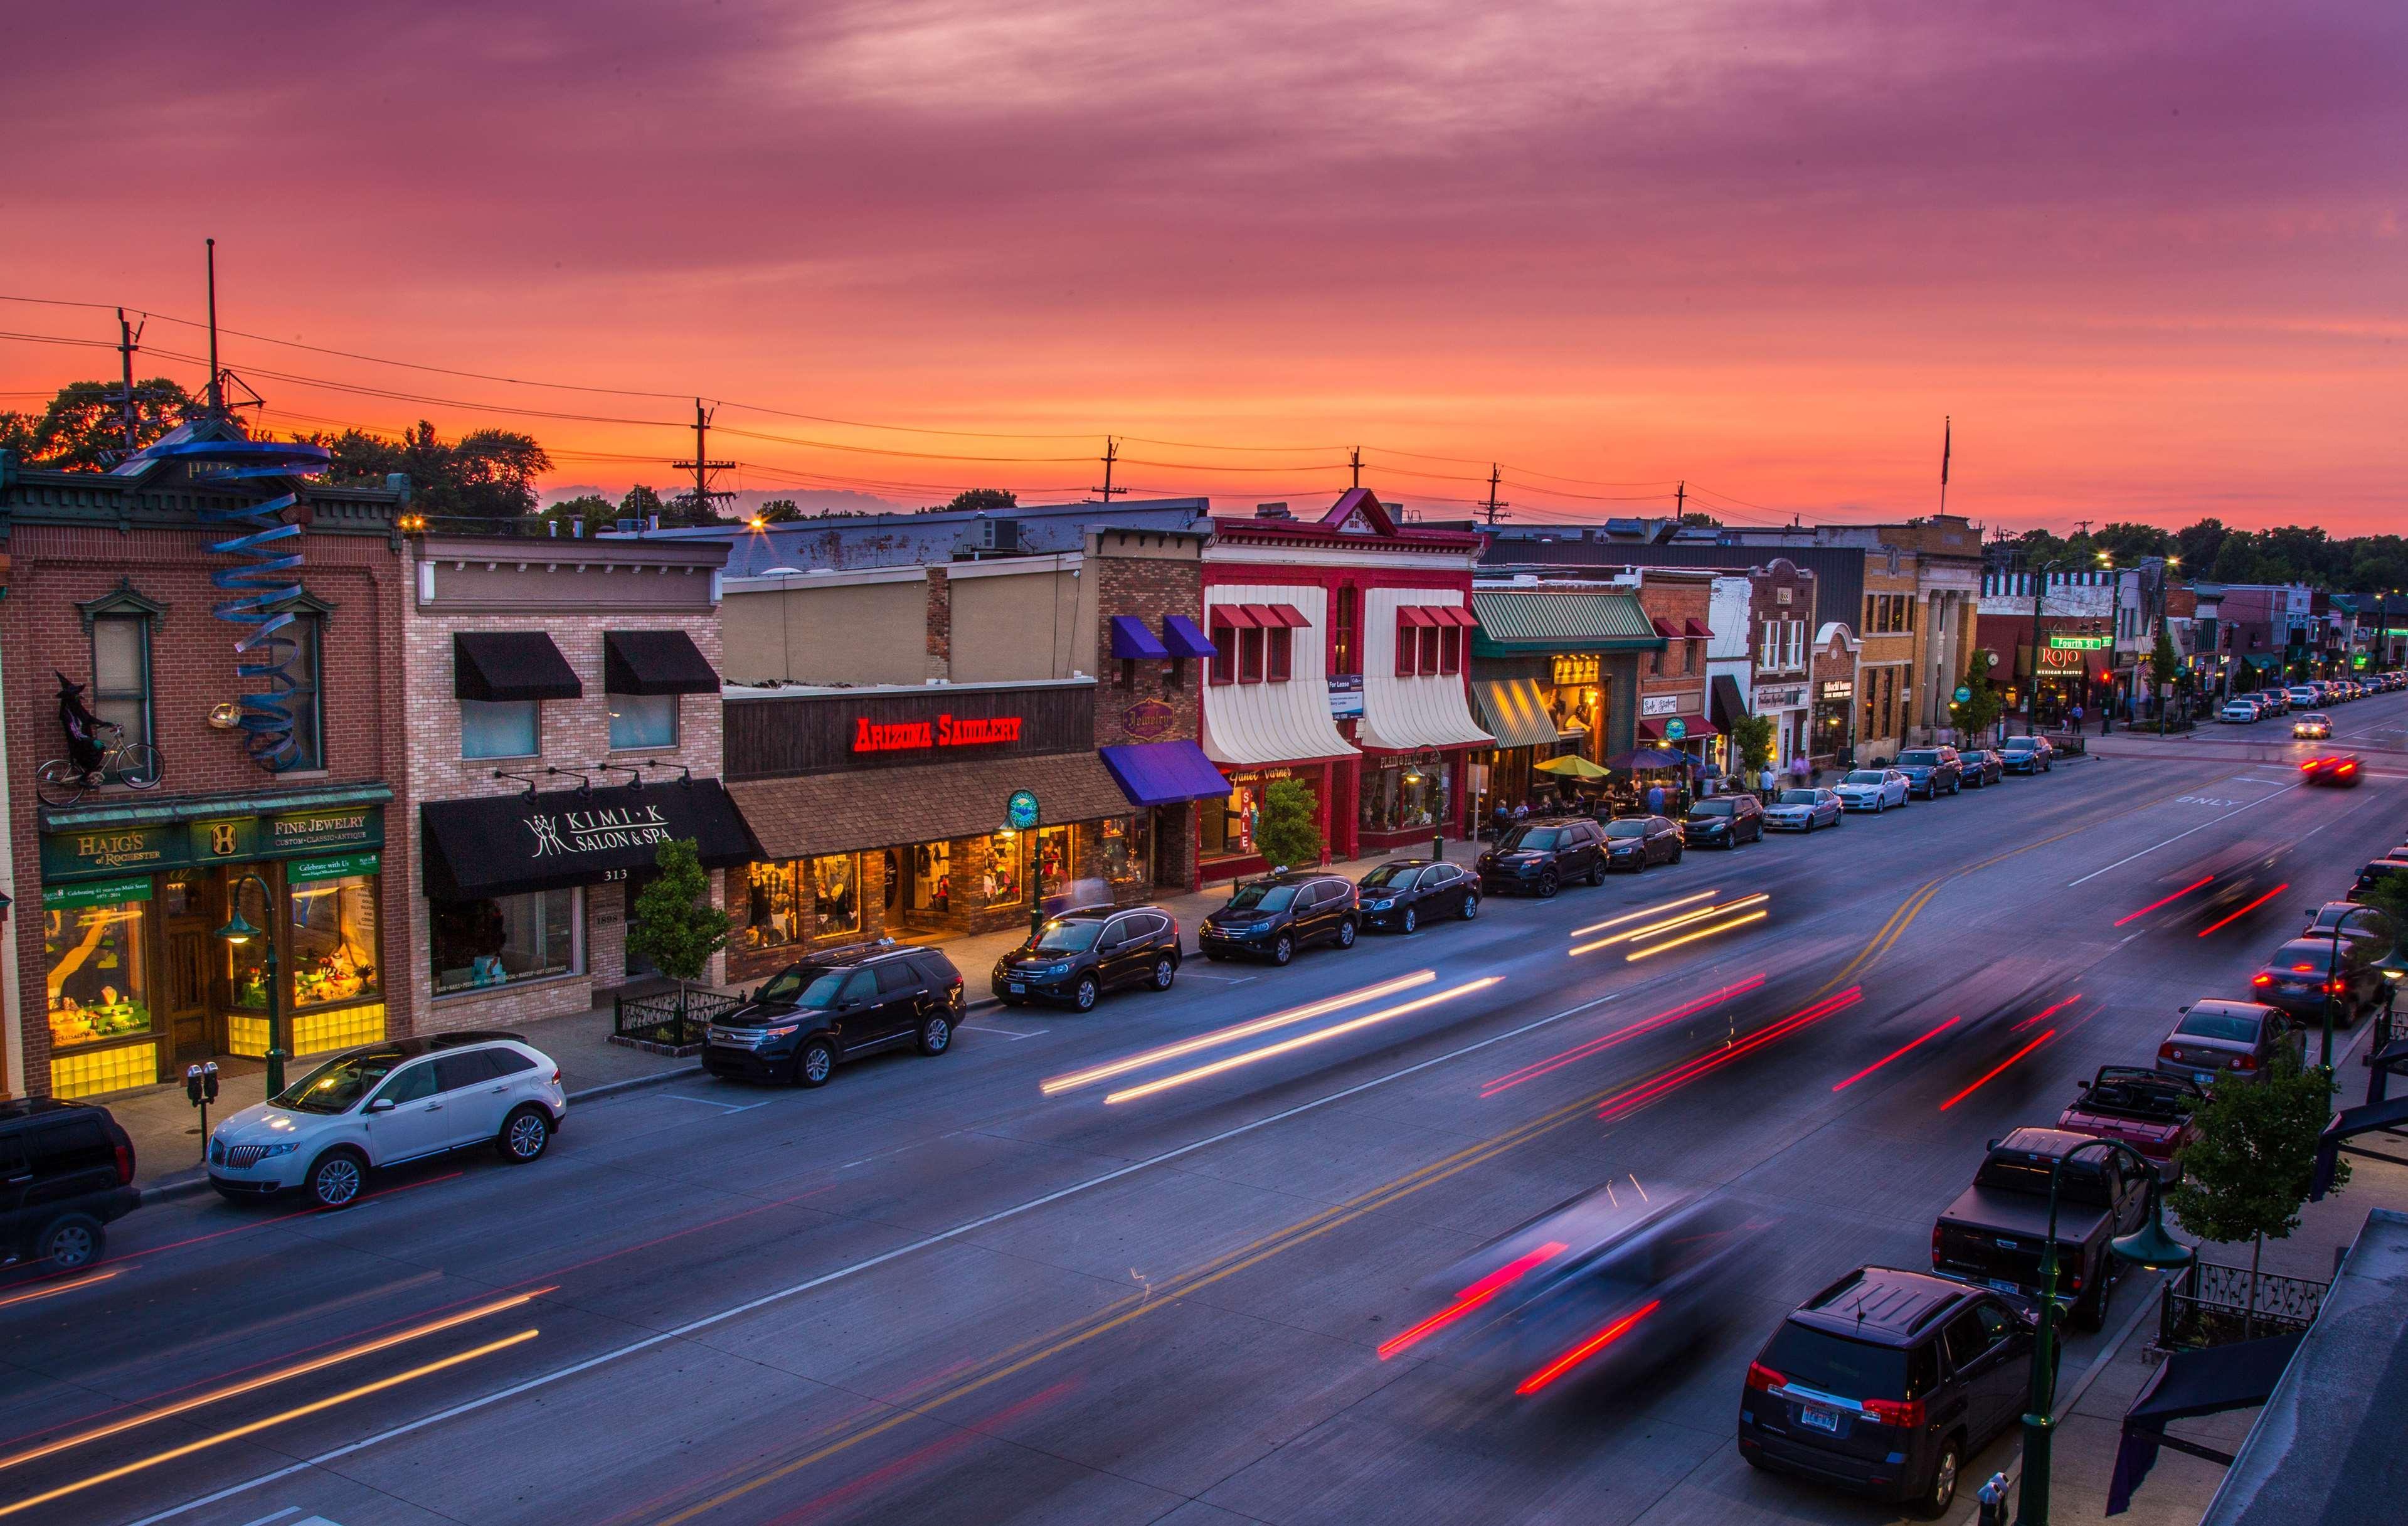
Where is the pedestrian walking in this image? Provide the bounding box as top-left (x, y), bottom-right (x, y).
top-left (1759, 763), bottom-right (1778, 802)
top-left (2069, 702), bottom-right (2084, 733)
top-left (1790, 754), bottom-right (1810, 790)
top-left (1645, 782), bottom-right (1666, 815)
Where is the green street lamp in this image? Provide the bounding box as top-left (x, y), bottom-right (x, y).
top-left (2014, 1137), bottom-right (2194, 1526)
top-left (215, 872), bottom-right (287, 1096)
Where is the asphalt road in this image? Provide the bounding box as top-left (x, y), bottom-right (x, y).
top-left (7, 696), bottom-right (2404, 1526)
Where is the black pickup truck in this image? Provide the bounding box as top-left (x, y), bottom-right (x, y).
top-left (1931, 1127), bottom-right (2150, 1330)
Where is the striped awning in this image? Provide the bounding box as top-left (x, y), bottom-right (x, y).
top-left (1470, 589), bottom-right (1660, 654)
top-left (1472, 679), bottom-right (1562, 750)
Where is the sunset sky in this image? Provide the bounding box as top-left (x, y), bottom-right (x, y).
top-left (8, 1), bottom-right (2402, 532)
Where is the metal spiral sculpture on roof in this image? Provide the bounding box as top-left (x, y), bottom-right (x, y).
top-left (134, 434), bottom-right (333, 770)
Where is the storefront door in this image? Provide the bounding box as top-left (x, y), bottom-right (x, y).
top-left (159, 871), bottom-right (224, 1062)
top-left (622, 867), bottom-right (659, 978)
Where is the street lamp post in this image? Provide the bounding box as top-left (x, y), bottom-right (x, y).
top-left (2013, 1137), bottom-right (2194, 1526)
top-left (215, 872), bottom-right (287, 1097)
top-left (2318, 906), bottom-right (2384, 1073)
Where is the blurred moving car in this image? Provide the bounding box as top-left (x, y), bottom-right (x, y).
top-left (2249, 935), bottom-right (2384, 1026)
top-left (1764, 787), bottom-right (1844, 831)
top-left (1478, 817), bottom-right (1610, 897)
top-left (1893, 747), bottom-right (1964, 798)
top-left (2000, 735), bottom-right (2054, 773)
top-left (1739, 1265), bottom-right (2037, 1518)
top-left (2055, 1066), bottom-right (2207, 1179)
top-left (1199, 870), bottom-right (1359, 963)
top-left (1931, 1127), bottom-right (2150, 1332)
top-left (1, 1098), bottom-right (138, 1271)
top-left (213, 1032), bottom-right (567, 1207)
top-left (2291, 712), bottom-right (2332, 739)
top-left (2299, 754), bottom-right (2362, 787)
top-left (1357, 858), bottom-right (1479, 931)
top-left (1603, 813), bottom-right (1685, 871)
top-left (992, 905), bottom-right (1180, 1009)
top-left (1684, 793), bottom-right (1767, 847)
top-left (1957, 750), bottom-right (2005, 789)
top-left (2155, 999), bottom-right (2299, 1086)
top-left (1833, 768), bottom-right (1911, 812)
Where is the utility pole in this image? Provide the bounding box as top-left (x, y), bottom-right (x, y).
top-left (1939, 415), bottom-right (1950, 516)
top-left (2073, 519), bottom-right (2092, 539)
top-left (204, 238), bottom-right (223, 418)
top-left (670, 399), bottom-right (736, 524)
top-left (1482, 465), bottom-right (1508, 526)
top-left (107, 307), bottom-right (146, 456)
top-left (1092, 437), bottom-right (1127, 504)
top-left (1349, 447), bottom-right (1362, 489)
top-left (1675, 480), bottom-right (1686, 519)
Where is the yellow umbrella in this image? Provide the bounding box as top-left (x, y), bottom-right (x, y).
top-left (1534, 754), bottom-right (1611, 780)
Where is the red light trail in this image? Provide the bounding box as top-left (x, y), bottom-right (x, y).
top-left (2114, 876), bottom-right (2213, 926)
top-left (1830, 1017), bottom-right (1960, 1093)
top-left (1377, 1242), bottom-right (1567, 1360)
top-left (1938, 1029), bottom-right (2055, 1111)
top-left (1480, 974), bottom-right (1768, 1098)
top-left (2196, 882), bottom-right (2289, 938)
top-left (1515, 1300), bottom-right (1662, 1394)
top-left (2010, 993), bottom-right (2084, 1033)
top-left (1595, 987), bottom-right (1861, 1124)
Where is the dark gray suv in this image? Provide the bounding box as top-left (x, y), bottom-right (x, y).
top-left (704, 943), bottom-right (965, 1088)
top-left (1893, 748), bottom-right (1964, 798)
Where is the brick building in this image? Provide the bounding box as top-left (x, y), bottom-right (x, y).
top-left (403, 531), bottom-right (754, 1035)
top-left (1741, 558), bottom-right (1818, 770)
top-left (1622, 569), bottom-right (1716, 764)
top-left (3, 425), bottom-right (410, 1099)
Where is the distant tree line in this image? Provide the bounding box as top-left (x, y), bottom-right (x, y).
top-left (1993, 520), bottom-right (2408, 593)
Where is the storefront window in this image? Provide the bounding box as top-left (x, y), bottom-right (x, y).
top-left (289, 874), bottom-right (381, 1008)
top-left (432, 887), bottom-right (580, 995)
top-left (43, 884), bottom-right (153, 1048)
top-left (1203, 778), bottom-right (1265, 859)
top-left (1034, 826), bottom-right (1076, 903)
top-left (903, 840), bottom-right (952, 918)
top-left (810, 854), bottom-right (861, 938)
top-left (741, 859), bottom-right (801, 950)
top-left (1360, 761), bottom-right (1450, 832)
top-left (1101, 814), bottom-right (1150, 882)
top-left (461, 698), bottom-right (539, 760)
top-left (608, 693), bottom-right (679, 750)
top-left (981, 832), bottom-right (1024, 908)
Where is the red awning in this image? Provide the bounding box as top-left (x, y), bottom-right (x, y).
top-left (1640, 717), bottom-right (1717, 741)
top-left (1434, 605), bottom-right (1478, 627)
top-left (1263, 603), bottom-right (1311, 628)
top-left (1682, 618), bottom-right (1714, 640)
top-left (1212, 605), bottom-right (1261, 629)
top-left (1241, 603), bottom-right (1289, 628)
top-left (1649, 617), bottom-right (1683, 638)
top-left (1399, 606), bottom-right (1440, 627)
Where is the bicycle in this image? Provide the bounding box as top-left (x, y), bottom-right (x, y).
top-left (36, 722), bottom-right (164, 807)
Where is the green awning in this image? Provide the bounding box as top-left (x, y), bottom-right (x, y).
top-left (38, 782), bottom-right (394, 833)
top-left (2242, 653), bottom-right (2281, 671)
top-left (1472, 679), bottom-right (1564, 750)
top-left (1471, 589), bottom-right (1662, 655)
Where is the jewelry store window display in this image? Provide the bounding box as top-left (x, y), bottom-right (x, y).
top-left (44, 883), bottom-right (155, 1063)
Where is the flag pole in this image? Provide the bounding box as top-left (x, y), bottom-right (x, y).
top-left (1939, 415), bottom-right (1951, 516)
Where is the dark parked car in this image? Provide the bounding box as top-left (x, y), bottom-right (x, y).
top-left (1603, 813), bottom-right (1685, 871)
top-left (1684, 793), bottom-right (1766, 848)
top-left (1932, 1127), bottom-right (2150, 1332)
top-left (2349, 857), bottom-right (2408, 904)
top-left (2155, 999), bottom-right (2299, 1087)
top-left (1764, 787), bottom-right (1844, 831)
top-left (993, 905), bottom-right (1180, 1010)
top-left (2249, 936), bottom-right (2384, 1027)
top-left (2304, 900), bottom-right (2395, 949)
top-left (1957, 750), bottom-right (2005, 789)
top-left (1999, 735), bottom-right (2054, 774)
top-left (1, 1098), bottom-right (139, 1272)
top-left (1478, 817), bottom-right (1609, 896)
top-left (703, 942), bottom-right (964, 1088)
top-left (1199, 871), bottom-right (1359, 963)
top-left (1739, 1265), bottom-right (2036, 1518)
top-left (1893, 747), bottom-right (1964, 798)
top-left (1357, 858), bottom-right (1479, 931)
top-left (2055, 1067), bottom-right (2206, 1179)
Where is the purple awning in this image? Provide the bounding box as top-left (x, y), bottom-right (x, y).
top-left (1110, 615), bottom-right (1171, 660)
top-left (1098, 741), bottom-right (1231, 807)
top-left (1161, 615), bottom-right (1218, 659)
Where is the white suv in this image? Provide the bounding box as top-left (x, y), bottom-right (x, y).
top-left (208, 1032), bottom-right (565, 1208)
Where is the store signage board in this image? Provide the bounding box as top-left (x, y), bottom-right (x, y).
top-left (2049, 635), bottom-right (2113, 650)
top-left (1326, 674), bottom-right (1364, 718)
top-left (1640, 694), bottom-right (1683, 717)
top-left (267, 805), bottom-right (383, 856)
top-left (853, 714), bottom-right (1026, 752)
top-left (1820, 681), bottom-right (1855, 699)
top-left (1954, 685), bottom-right (1973, 704)
top-left (1754, 684), bottom-right (1807, 708)
top-left (43, 875), bottom-right (154, 909)
top-left (1120, 697), bottom-right (1178, 741)
top-left (1664, 718), bottom-right (1687, 741)
top-left (1007, 790), bottom-right (1041, 830)
top-left (290, 851), bottom-right (383, 884)
top-left (41, 803), bottom-right (386, 884)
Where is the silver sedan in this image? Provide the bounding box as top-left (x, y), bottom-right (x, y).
top-left (1763, 787), bottom-right (1843, 831)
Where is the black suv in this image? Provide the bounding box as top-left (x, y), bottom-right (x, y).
top-left (1892, 748), bottom-right (1964, 798)
top-left (1, 1098), bottom-right (139, 1271)
top-left (1477, 817), bottom-right (1608, 896)
top-left (993, 906), bottom-right (1182, 1010)
top-left (703, 942), bottom-right (965, 1088)
top-left (1683, 793), bottom-right (1766, 848)
top-left (1199, 872), bottom-right (1359, 964)
top-left (1739, 1266), bottom-right (2037, 1519)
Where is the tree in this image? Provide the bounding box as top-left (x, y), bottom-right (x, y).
top-left (1253, 779), bottom-right (1324, 869)
top-left (624, 839), bottom-right (733, 1009)
top-left (756, 498), bottom-right (804, 523)
top-left (2352, 877), bottom-right (2408, 960)
top-left (620, 484), bottom-right (666, 522)
top-left (1, 378), bottom-right (198, 470)
top-left (941, 488), bottom-right (1017, 514)
top-left (540, 494), bottom-right (616, 536)
top-left (314, 420), bottom-right (551, 517)
top-left (1680, 510), bottom-right (1723, 529)
top-left (2150, 622), bottom-right (2182, 693)
top-left (1957, 654), bottom-right (2005, 738)
top-left (2167, 1050), bottom-right (2347, 1337)
top-left (1728, 713), bottom-right (1776, 776)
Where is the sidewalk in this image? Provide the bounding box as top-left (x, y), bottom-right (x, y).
top-left (1948, 1021), bottom-right (2408, 1524)
top-left (109, 834), bottom-right (1492, 1199)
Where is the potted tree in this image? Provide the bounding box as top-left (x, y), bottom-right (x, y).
top-left (625, 837), bottom-right (735, 1043)
top-left (2166, 1051), bottom-right (2348, 1340)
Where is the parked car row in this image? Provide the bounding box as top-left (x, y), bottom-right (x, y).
top-left (2223, 672), bottom-right (2404, 726)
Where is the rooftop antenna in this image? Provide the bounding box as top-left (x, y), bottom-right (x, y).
top-left (206, 238), bottom-right (223, 417)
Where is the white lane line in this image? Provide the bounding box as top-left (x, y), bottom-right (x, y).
top-left (128, 976), bottom-right (1644, 1526)
top-left (960, 1024), bottom-right (1048, 1039)
top-left (2065, 782), bottom-right (2306, 887)
top-left (1174, 970), bottom-right (1256, 983)
top-left (233, 1510), bottom-right (300, 1526)
top-left (654, 1094), bottom-right (769, 1113)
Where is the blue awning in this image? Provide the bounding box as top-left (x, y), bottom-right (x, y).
top-left (1110, 615), bottom-right (1171, 660)
top-left (1161, 615), bottom-right (1218, 660)
top-left (1098, 741), bottom-right (1230, 807)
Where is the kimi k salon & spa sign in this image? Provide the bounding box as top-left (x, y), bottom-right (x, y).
top-left (526, 802), bottom-right (673, 859)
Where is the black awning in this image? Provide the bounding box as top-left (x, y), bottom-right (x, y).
top-left (420, 780), bottom-right (762, 900)
top-left (1710, 672), bottom-right (1749, 734)
top-left (454, 632), bottom-right (583, 702)
top-left (605, 629), bottom-right (721, 695)
top-left (2107, 1331), bottom-right (2302, 1515)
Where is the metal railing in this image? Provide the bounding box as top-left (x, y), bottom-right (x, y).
top-left (2156, 1257), bottom-right (2328, 1352)
top-left (612, 987), bottom-right (746, 1049)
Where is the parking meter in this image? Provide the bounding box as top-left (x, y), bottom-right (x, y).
top-left (186, 1060), bottom-right (220, 1154)
top-left (1976, 1471), bottom-right (2010, 1526)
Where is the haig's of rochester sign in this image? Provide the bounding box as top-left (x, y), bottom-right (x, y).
top-left (526, 803), bottom-right (672, 859)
